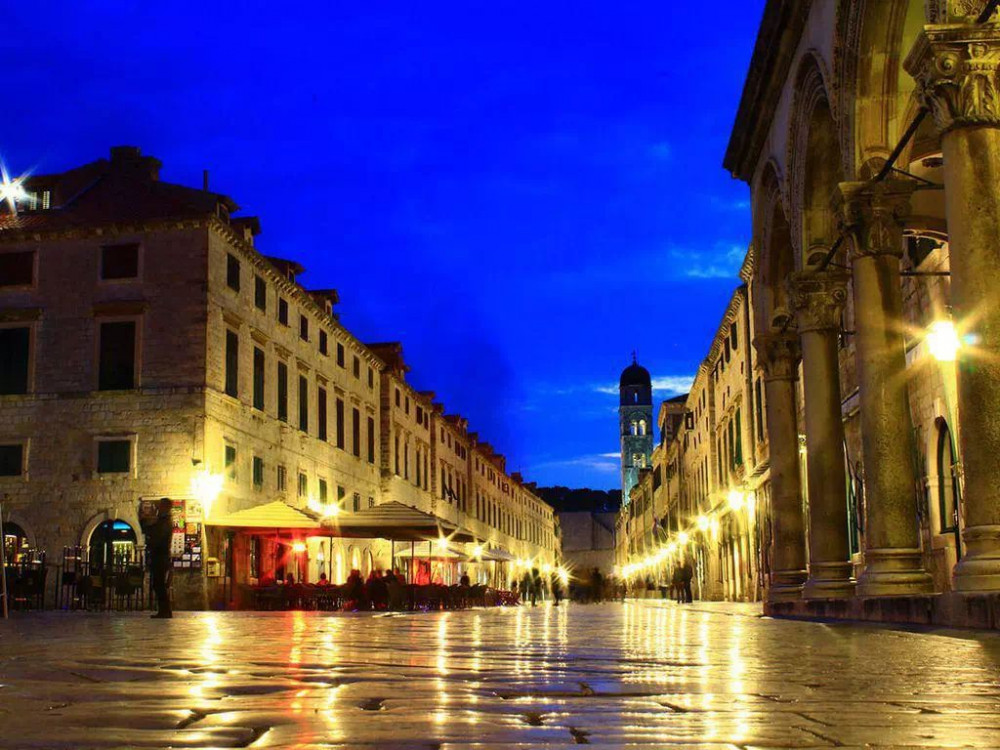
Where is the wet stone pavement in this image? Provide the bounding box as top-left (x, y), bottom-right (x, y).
top-left (1, 601), bottom-right (999, 749)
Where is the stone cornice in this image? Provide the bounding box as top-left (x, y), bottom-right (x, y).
top-left (723, 0), bottom-right (814, 182)
top-left (906, 23), bottom-right (1000, 134)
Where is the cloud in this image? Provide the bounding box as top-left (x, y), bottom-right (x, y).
top-left (594, 374), bottom-right (694, 396)
top-left (667, 242), bottom-right (746, 280)
top-left (531, 453), bottom-right (621, 474)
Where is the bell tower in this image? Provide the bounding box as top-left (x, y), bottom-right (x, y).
top-left (619, 353), bottom-right (653, 503)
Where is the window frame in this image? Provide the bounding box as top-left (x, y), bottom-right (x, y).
top-left (96, 317), bottom-right (141, 392)
top-left (99, 243), bottom-right (141, 283)
top-left (0, 249), bottom-right (37, 289)
top-left (94, 435), bottom-right (136, 478)
top-left (0, 322), bottom-right (34, 395)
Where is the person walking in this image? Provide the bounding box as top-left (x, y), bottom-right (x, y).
top-left (590, 567), bottom-right (603, 603)
top-left (680, 558), bottom-right (694, 604)
top-left (141, 497), bottom-right (174, 619)
top-left (529, 567), bottom-right (541, 607)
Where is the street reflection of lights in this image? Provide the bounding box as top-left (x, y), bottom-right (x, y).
top-left (927, 320), bottom-right (961, 362)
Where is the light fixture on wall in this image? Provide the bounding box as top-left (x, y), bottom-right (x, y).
top-left (927, 320), bottom-right (961, 362)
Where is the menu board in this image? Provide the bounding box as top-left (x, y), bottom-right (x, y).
top-left (139, 497), bottom-right (203, 570)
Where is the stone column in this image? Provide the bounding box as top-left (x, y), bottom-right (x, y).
top-left (753, 331), bottom-right (807, 601)
top-left (788, 270), bottom-right (855, 599)
top-left (907, 26), bottom-right (1000, 591)
top-left (840, 182), bottom-right (935, 596)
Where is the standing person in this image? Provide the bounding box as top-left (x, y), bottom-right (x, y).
top-left (140, 497), bottom-right (174, 619)
top-left (680, 558), bottom-right (694, 604)
top-left (671, 565), bottom-right (684, 603)
top-left (590, 568), bottom-right (603, 603)
top-left (529, 567), bottom-right (541, 607)
top-left (519, 571), bottom-right (530, 604)
top-left (551, 571), bottom-right (563, 607)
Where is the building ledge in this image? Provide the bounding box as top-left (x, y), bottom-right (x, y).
top-left (765, 592), bottom-right (1000, 631)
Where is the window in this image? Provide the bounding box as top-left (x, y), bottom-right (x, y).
top-left (353, 492), bottom-right (361, 513)
top-left (252, 347), bottom-right (265, 410)
top-left (298, 472), bottom-right (307, 497)
top-left (277, 361), bottom-right (288, 422)
top-left (336, 398), bottom-right (345, 449)
top-left (278, 298), bottom-right (289, 326)
top-left (252, 456), bottom-right (264, 488)
top-left (277, 464), bottom-right (287, 492)
top-left (416, 448), bottom-right (422, 486)
top-left (724, 338), bottom-right (731, 363)
top-left (755, 378), bottom-right (764, 443)
top-left (225, 444), bottom-right (237, 482)
top-left (353, 356), bottom-right (360, 378)
top-left (336, 342), bottom-right (345, 367)
top-left (319, 330), bottom-right (328, 356)
top-left (367, 416), bottom-right (375, 463)
top-left (734, 409), bottom-right (743, 466)
top-left (937, 419), bottom-right (960, 534)
top-left (99, 321), bottom-right (137, 390)
top-left (368, 367), bottom-right (374, 388)
top-left (352, 408), bottom-right (360, 457)
top-left (395, 389), bottom-right (400, 407)
top-left (101, 244), bottom-right (139, 280)
top-left (249, 537), bottom-right (260, 579)
top-left (368, 496), bottom-right (375, 509)
top-left (319, 478), bottom-right (328, 501)
top-left (226, 253), bottom-right (241, 291)
top-left (0, 327), bottom-right (30, 394)
top-left (254, 275), bottom-right (267, 311)
top-left (298, 375), bottom-right (309, 432)
top-left (0, 444), bottom-right (24, 476)
top-left (416, 406), bottom-right (424, 424)
top-left (731, 323), bottom-right (738, 350)
top-left (318, 386), bottom-right (328, 441)
top-left (0, 251), bottom-right (34, 287)
top-left (299, 315), bottom-right (309, 342)
top-left (224, 329), bottom-right (238, 397)
top-left (405, 396), bottom-right (410, 415)
top-left (97, 439), bottom-right (131, 474)
top-left (394, 435), bottom-right (400, 475)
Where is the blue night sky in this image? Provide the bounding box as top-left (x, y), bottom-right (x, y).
top-left (3, 2), bottom-right (764, 490)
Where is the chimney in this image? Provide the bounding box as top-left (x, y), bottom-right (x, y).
top-left (109, 146), bottom-right (161, 181)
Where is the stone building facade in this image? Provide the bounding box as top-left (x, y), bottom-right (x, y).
top-left (616, 279), bottom-right (769, 603)
top-left (0, 147), bottom-right (558, 607)
top-left (719, 0), bottom-right (1000, 626)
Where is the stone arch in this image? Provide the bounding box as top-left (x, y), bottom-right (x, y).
top-left (0, 511), bottom-right (37, 550)
top-left (846, 0), bottom-right (927, 174)
top-left (80, 506), bottom-right (143, 550)
top-left (788, 53), bottom-right (845, 267)
top-left (753, 162), bottom-right (798, 332)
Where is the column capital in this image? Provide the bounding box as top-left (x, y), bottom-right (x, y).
top-left (787, 270), bottom-right (850, 334)
top-left (905, 23), bottom-right (1000, 134)
top-left (753, 331), bottom-right (801, 382)
top-left (839, 181), bottom-right (915, 259)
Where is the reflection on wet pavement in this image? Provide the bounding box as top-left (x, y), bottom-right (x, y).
top-left (1, 601), bottom-right (999, 748)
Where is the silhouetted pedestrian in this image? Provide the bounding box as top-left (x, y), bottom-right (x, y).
top-left (680, 559), bottom-right (694, 603)
top-left (140, 497), bottom-right (174, 619)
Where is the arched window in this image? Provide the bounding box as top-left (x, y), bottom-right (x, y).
top-left (638, 419), bottom-right (647, 436)
top-left (90, 520), bottom-right (138, 572)
top-left (630, 420), bottom-right (638, 436)
top-left (937, 419), bottom-right (960, 534)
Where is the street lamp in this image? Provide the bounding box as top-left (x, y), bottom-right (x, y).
top-left (927, 320), bottom-right (961, 362)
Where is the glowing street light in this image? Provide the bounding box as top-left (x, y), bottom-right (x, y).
top-left (0, 164), bottom-right (29, 214)
top-left (472, 544), bottom-right (484, 560)
top-left (696, 515), bottom-right (710, 531)
top-left (677, 531), bottom-right (689, 545)
top-left (728, 490), bottom-right (745, 512)
top-left (191, 470), bottom-right (224, 519)
top-left (927, 320), bottom-right (961, 362)
top-left (292, 541), bottom-right (307, 554)
top-left (435, 536), bottom-right (450, 553)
